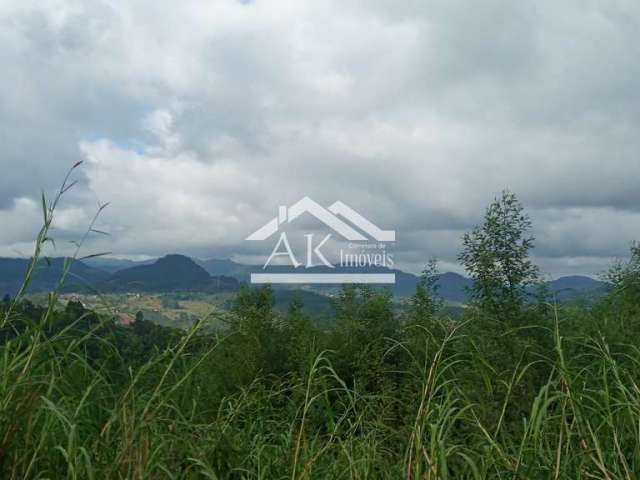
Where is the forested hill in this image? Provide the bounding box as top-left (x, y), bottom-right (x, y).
top-left (102, 254), bottom-right (237, 292)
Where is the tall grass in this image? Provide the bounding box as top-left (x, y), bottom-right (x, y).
top-left (3, 306), bottom-right (640, 477)
top-left (1, 169), bottom-right (640, 478)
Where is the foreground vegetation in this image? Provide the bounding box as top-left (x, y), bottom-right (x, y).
top-left (2, 171), bottom-right (640, 478)
top-left (6, 278), bottom-right (640, 479)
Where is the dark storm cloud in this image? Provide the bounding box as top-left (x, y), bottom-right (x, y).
top-left (1, 0), bottom-right (639, 277)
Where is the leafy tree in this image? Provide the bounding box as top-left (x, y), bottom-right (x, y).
top-left (231, 284), bottom-right (276, 332)
top-left (603, 241), bottom-right (640, 319)
top-left (331, 286), bottom-right (398, 389)
top-left (459, 190), bottom-right (539, 319)
top-left (605, 242), bottom-right (640, 293)
top-left (226, 284), bottom-right (286, 380)
top-left (283, 295), bottom-right (317, 375)
top-left (408, 258), bottom-right (441, 326)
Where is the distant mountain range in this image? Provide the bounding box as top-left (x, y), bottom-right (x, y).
top-left (0, 255), bottom-right (237, 296)
top-left (0, 255), bottom-right (609, 302)
top-left (193, 258), bottom-right (608, 302)
top-left (545, 276), bottom-right (608, 301)
top-left (199, 262), bottom-right (471, 300)
top-left (83, 257), bottom-right (156, 274)
top-left (0, 257), bottom-right (110, 295)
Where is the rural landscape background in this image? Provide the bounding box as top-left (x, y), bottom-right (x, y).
top-left (3, 1), bottom-right (640, 478)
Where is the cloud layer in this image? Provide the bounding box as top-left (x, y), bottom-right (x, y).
top-left (1, 0), bottom-right (639, 277)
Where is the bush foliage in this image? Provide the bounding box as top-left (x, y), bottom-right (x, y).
top-left (2, 172), bottom-right (640, 478)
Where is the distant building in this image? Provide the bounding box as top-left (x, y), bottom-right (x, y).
top-left (118, 313), bottom-right (135, 326)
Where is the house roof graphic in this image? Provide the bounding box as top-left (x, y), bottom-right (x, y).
top-left (246, 197), bottom-right (395, 242)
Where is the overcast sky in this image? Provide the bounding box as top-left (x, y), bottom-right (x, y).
top-left (1, 0), bottom-right (639, 278)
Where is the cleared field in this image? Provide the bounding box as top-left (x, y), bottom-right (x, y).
top-left (36, 292), bottom-right (235, 330)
